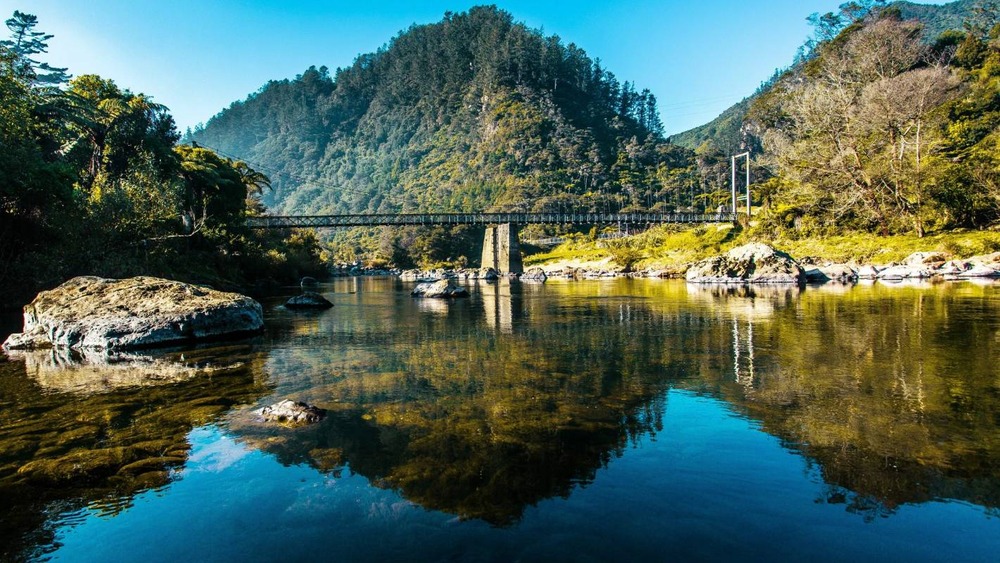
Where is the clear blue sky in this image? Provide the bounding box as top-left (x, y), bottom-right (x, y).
top-left (3, 0), bottom-right (952, 135)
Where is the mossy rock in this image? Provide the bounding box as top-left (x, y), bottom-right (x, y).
top-left (117, 456), bottom-right (186, 476)
top-left (16, 446), bottom-right (138, 485)
top-left (130, 470), bottom-right (171, 490)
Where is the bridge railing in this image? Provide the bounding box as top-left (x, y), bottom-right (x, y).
top-left (247, 212), bottom-right (737, 229)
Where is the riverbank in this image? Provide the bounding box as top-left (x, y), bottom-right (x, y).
top-left (522, 225), bottom-right (1000, 280)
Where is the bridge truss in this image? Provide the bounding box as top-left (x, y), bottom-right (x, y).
top-left (247, 212), bottom-right (736, 229)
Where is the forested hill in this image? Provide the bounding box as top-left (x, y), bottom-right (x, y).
top-left (671, 0), bottom-right (981, 152)
top-left (191, 6), bottom-right (690, 218)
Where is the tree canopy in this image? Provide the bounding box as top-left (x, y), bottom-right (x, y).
top-left (0, 11), bottom-right (325, 307)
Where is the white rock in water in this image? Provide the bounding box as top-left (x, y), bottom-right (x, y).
top-left (259, 399), bottom-right (325, 424)
top-left (411, 279), bottom-right (470, 298)
top-left (2, 276), bottom-right (263, 351)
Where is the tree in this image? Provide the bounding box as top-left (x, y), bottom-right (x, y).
top-left (60, 75), bottom-right (179, 196)
top-left (762, 17), bottom-right (960, 234)
top-left (0, 10), bottom-right (68, 85)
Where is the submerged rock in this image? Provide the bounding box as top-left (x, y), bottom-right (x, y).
top-left (411, 279), bottom-right (470, 298)
top-left (259, 400), bottom-right (325, 425)
top-left (686, 243), bottom-right (805, 284)
top-left (284, 292), bottom-right (334, 309)
top-left (2, 276), bottom-right (263, 351)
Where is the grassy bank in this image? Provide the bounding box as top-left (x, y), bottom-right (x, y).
top-left (523, 225), bottom-right (1000, 272)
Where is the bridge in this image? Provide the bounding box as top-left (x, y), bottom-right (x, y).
top-left (246, 211), bottom-right (735, 229)
top-left (247, 211), bottom-right (737, 275)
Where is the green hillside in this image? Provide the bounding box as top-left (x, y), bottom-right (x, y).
top-left (191, 6), bottom-right (694, 222)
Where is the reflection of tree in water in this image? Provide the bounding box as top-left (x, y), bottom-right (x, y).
top-left (698, 284), bottom-right (1000, 519)
top-left (245, 281), bottom-right (1000, 524)
top-left (0, 347), bottom-right (271, 561)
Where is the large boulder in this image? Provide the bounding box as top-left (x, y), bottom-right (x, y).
top-left (2, 276), bottom-right (263, 351)
top-left (686, 243), bottom-right (806, 284)
top-left (411, 279), bottom-right (470, 298)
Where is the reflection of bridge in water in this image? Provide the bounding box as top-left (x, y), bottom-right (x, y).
top-left (250, 212), bottom-right (736, 274)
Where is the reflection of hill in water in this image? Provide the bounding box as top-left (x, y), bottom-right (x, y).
top-left (0, 347), bottom-right (271, 561)
top-left (233, 279), bottom-right (1000, 524)
top-left (234, 280), bottom-right (683, 524)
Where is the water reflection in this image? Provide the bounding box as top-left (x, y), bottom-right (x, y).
top-left (480, 279), bottom-right (519, 333)
top-left (1, 279), bottom-right (998, 558)
top-left (0, 348), bottom-right (271, 560)
top-left (8, 346), bottom-right (249, 394)
top-left (241, 279), bottom-right (1000, 525)
top-left (708, 284), bottom-right (1000, 519)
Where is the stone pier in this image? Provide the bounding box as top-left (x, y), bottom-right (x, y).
top-left (481, 223), bottom-right (523, 274)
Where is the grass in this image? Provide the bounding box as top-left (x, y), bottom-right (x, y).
top-left (522, 225), bottom-right (1000, 271)
top-left (769, 230), bottom-right (1000, 264)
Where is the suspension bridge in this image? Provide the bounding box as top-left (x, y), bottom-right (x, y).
top-left (246, 211), bottom-right (737, 275)
top-left (246, 211), bottom-right (736, 229)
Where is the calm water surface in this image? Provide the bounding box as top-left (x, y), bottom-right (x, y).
top-left (0, 278), bottom-right (998, 562)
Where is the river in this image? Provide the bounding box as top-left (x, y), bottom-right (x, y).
top-left (1, 278), bottom-right (998, 561)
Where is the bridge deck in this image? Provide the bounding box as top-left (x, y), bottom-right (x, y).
top-left (248, 212), bottom-right (735, 229)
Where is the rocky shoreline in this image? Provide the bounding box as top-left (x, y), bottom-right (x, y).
top-left (354, 243), bottom-right (1000, 285)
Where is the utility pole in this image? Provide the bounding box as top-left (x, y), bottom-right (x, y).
top-left (731, 152), bottom-right (751, 219)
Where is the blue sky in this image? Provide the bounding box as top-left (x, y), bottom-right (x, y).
top-left (3, 0), bottom-right (952, 135)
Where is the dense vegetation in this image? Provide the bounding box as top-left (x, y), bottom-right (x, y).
top-left (0, 11), bottom-right (325, 308)
top-left (752, 0), bottom-right (1000, 236)
top-left (675, 0), bottom-right (1000, 239)
top-left (190, 6), bottom-right (701, 267)
top-left (5, 2), bottom-right (1000, 295)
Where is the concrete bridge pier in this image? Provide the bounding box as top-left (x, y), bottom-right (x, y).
top-left (481, 223), bottom-right (523, 274)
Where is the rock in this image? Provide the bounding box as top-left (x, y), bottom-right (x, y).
top-left (17, 446), bottom-right (138, 485)
top-left (957, 263), bottom-right (1000, 278)
top-left (877, 264), bottom-right (933, 281)
top-left (299, 276), bottom-right (319, 289)
top-left (521, 267), bottom-right (548, 282)
top-left (259, 399), bottom-right (325, 425)
top-left (284, 292), bottom-right (333, 309)
top-left (803, 268), bottom-right (828, 283)
top-left (411, 279), bottom-right (470, 298)
top-left (479, 268), bottom-right (500, 281)
top-left (904, 251), bottom-right (948, 267)
top-left (939, 260), bottom-right (972, 277)
top-left (685, 243), bottom-right (805, 284)
top-left (856, 265), bottom-right (881, 280)
top-left (399, 270), bottom-right (422, 282)
top-left (2, 276), bottom-right (264, 351)
top-left (819, 264), bottom-right (857, 283)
